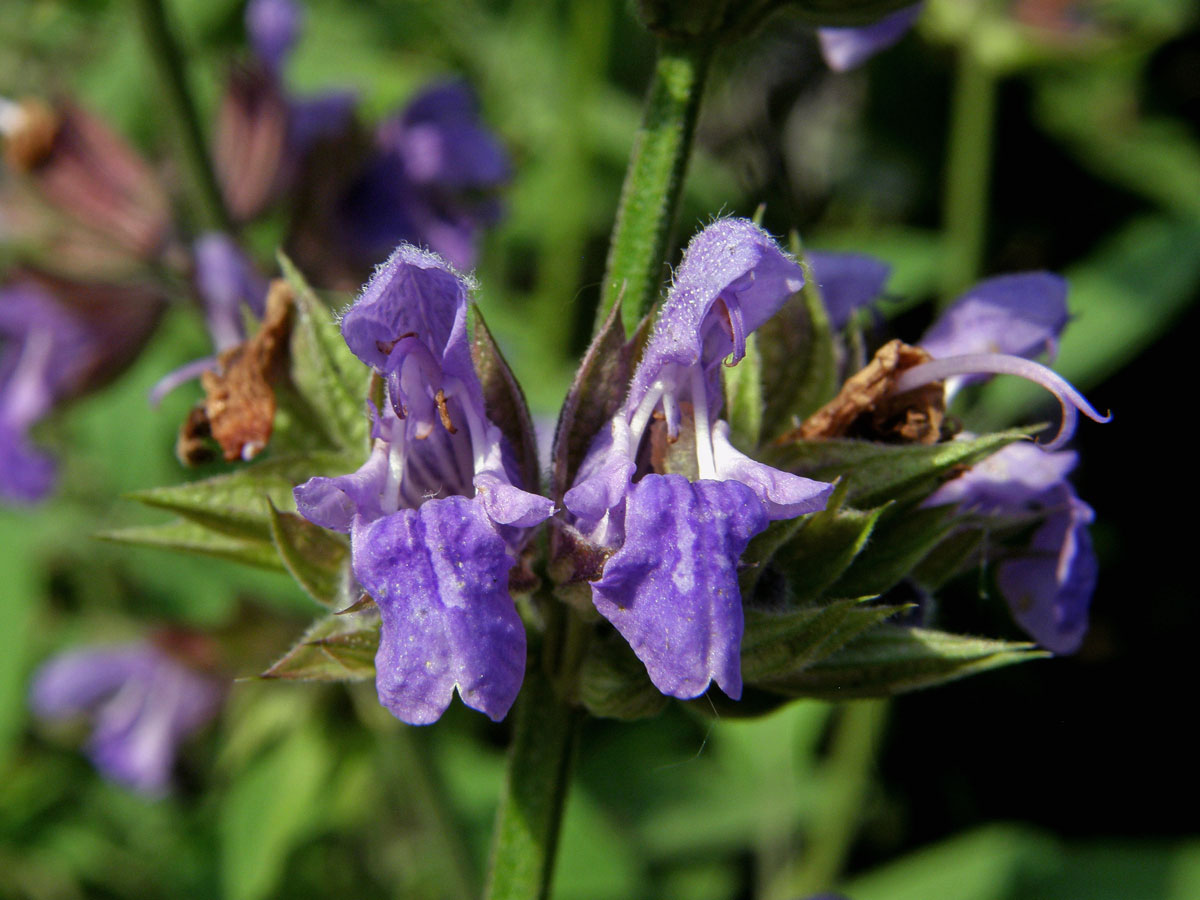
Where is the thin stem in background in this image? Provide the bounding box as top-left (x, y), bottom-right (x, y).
top-left (130, 0), bottom-right (231, 234)
top-left (784, 699), bottom-right (890, 898)
top-left (595, 37), bottom-right (714, 335)
top-left (940, 43), bottom-right (998, 306)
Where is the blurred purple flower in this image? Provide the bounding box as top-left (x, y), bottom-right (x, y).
top-left (336, 82), bottom-right (510, 270)
top-left (30, 641), bottom-right (224, 794)
top-left (294, 245), bottom-right (552, 724)
top-left (2, 276), bottom-right (161, 503)
top-left (925, 441), bottom-right (1095, 653)
top-left (818, 4), bottom-right (923, 71)
top-left (564, 219), bottom-right (833, 700)
top-left (895, 272), bottom-right (1108, 450)
top-left (807, 250), bottom-right (891, 330)
top-left (149, 233), bottom-right (268, 406)
top-left (245, 0), bottom-right (301, 74)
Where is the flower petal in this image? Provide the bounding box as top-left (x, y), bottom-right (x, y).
top-left (923, 441), bottom-right (1078, 512)
top-left (353, 496), bottom-right (525, 724)
top-left (807, 250), bottom-right (891, 330)
top-left (590, 475), bottom-right (767, 700)
top-left (818, 4), bottom-right (923, 72)
top-left (996, 488), bottom-right (1095, 654)
top-left (920, 272), bottom-right (1069, 362)
top-left (294, 442), bottom-right (389, 532)
top-left (710, 421), bottom-right (834, 519)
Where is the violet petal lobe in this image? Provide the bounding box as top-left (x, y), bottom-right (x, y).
top-left (353, 496), bottom-right (525, 725)
top-left (818, 4), bottom-right (924, 72)
top-left (923, 440), bottom-right (1078, 512)
top-left (920, 272), bottom-right (1069, 362)
top-left (710, 421), bottom-right (835, 519)
top-left (635, 219), bottom-right (805, 400)
top-left (245, 0), bottom-right (301, 73)
top-left (996, 487), bottom-right (1096, 655)
top-left (807, 250), bottom-right (891, 330)
top-left (339, 244), bottom-right (471, 374)
top-left (293, 442), bottom-right (389, 532)
top-left (590, 474), bottom-right (768, 701)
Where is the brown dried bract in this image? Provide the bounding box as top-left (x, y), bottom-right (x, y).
top-left (190, 279), bottom-right (295, 463)
top-left (2, 99), bottom-right (59, 171)
top-left (784, 339), bottom-right (946, 444)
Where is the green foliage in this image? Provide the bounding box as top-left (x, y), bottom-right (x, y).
top-left (262, 611), bottom-right (381, 682)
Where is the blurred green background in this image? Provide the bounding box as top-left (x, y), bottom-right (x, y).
top-left (2, 1), bottom-right (1198, 898)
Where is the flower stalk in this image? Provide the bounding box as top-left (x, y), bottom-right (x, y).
top-left (596, 37), bottom-right (714, 335)
top-left (130, 0), bottom-right (231, 233)
top-left (483, 632), bottom-right (583, 900)
top-left (940, 42), bottom-right (997, 305)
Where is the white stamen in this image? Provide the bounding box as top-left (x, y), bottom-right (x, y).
top-left (690, 366), bottom-right (718, 480)
top-left (627, 380), bottom-right (666, 453)
top-left (892, 352), bottom-right (1111, 451)
top-left (382, 435), bottom-right (405, 515)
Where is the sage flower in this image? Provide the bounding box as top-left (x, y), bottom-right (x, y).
top-left (294, 246), bottom-right (553, 724)
top-left (818, 4), bottom-right (924, 71)
top-left (924, 441), bottom-right (1095, 653)
top-left (564, 219), bottom-right (834, 700)
top-left (336, 82), bottom-right (509, 270)
top-left (30, 641), bottom-right (224, 795)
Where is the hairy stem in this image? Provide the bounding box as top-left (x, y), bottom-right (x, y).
top-left (596, 38), bottom-right (714, 335)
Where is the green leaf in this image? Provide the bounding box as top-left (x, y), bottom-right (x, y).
top-left (722, 331), bottom-right (763, 451)
top-left (910, 528), bottom-right (985, 592)
top-left (262, 611), bottom-right (380, 682)
top-left (470, 304), bottom-right (541, 494)
top-left (762, 625), bottom-right (1045, 699)
top-left (742, 599), bottom-right (904, 683)
top-left (757, 238), bottom-right (838, 438)
top-left (265, 502), bottom-right (349, 609)
top-left (220, 725), bottom-right (330, 900)
top-left (99, 519), bottom-right (283, 571)
top-left (578, 631), bottom-right (668, 720)
top-left (278, 251), bottom-right (370, 453)
top-left (829, 504), bottom-right (957, 599)
top-left (763, 430), bottom-right (1032, 509)
top-left (128, 453), bottom-right (357, 542)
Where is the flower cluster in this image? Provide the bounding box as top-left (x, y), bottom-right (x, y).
top-left (288, 215), bottom-right (1108, 727)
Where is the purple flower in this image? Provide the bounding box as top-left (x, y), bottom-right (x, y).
top-left (245, 0), bottom-right (301, 74)
top-left (924, 441), bottom-right (1095, 653)
top-left (30, 642), bottom-right (224, 794)
top-left (564, 219), bottom-right (834, 700)
top-left (892, 272), bottom-right (1109, 450)
top-left (336, 82), bottom-right (509, 270)
top-left (294, 245), bottom-right (552, 724)
top-left (818, 4), bottom-right (924, 72)
top-left (807, 250), bottom-right (892, 330)
top-left (149, 233), bottom-right (268, 405)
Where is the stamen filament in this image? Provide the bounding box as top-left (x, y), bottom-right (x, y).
top-left (627, 381), bottom-right (666, 453)
top-left (893, 352), bottom-right (1111, 451)
top-left (690, 366), bottom-right (718, 479)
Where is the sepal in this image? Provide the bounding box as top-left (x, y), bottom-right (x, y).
top-left (99, 519), bottom-right (283, 570)
top-left (277, 252), bottom-right (371, 453)
top-left (261, 610), bottom-right (381, 681)
top-left (470, 305), bottom-right (541, 494)
top-left (578, 630), bottom-right (669, 721)
top-left (758, 626), bottom-right (1045, 699)
top-left (266, 501), bottom-right (350, 608)
top-left (763, 429), bottom-right (1033, 509)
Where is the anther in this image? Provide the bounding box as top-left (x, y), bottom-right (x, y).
top-left (435, 389), bottom-right (457, 434)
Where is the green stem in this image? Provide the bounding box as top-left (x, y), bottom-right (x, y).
top-left (787, 699), bottom-right (889, 897)
top-left (596, 37), bottom-right (714, 335)
top-left (940, 43), bottom-right (997, 306)
top-left (483, 656), bottom-right (583, 900)
top-left (131, 0), bottom-right (230, 233)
